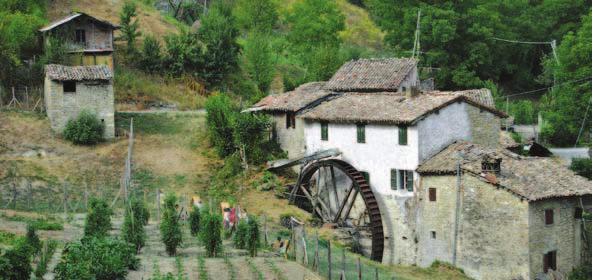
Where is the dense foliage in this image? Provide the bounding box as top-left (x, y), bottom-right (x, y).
top-left (160, 193), bottom-right (182, 256)
top-left (189, 205), bottom-right (201, 236)
top-left (54, 237), bottom-right (138, 280)
top-left (25, 224), bottom-right (41, 255)
top-left (570, 158), bottom-right (592, 180)
top-left (119, 1), bottom-right (141, 55)
top-left (139, 35), bottom-right (162, 73)
top-left (84, 198), bottom-right (113, 238)
top-left (233, 219), bottom-right (248, 249)
top-left (199, 209), bottom-right (223, 257)
top-left (63, 111), bottom-right (105, 145)
top-left (0, 239), bottom-right (33, 280)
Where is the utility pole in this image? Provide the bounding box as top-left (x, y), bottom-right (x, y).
top-left (412, 9), bottom-right (421, 59)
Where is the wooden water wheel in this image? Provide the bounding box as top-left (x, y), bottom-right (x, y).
top-left (290, 159), bottom-right (384, 262)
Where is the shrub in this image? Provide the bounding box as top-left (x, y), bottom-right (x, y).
top-left (54, 237), bottom-right (139, 280)
top-left (121, 205), bottom-right (146, 253)
top-left (63, 110), bottom-right (104, 145)
top-left (232, 112), bottom-right (270, 165)
top-left (139, 35), bottom-right (162, 73)
top-left (253, 171), bottom-right (280, 191)
top-left (570, 264), bottom-right (592, 280)
top-left (199, 209), bottom-right (223, 257)
top-left (205, 94), bottom-right (237, 157)
top-left (34, 239), bottom-right (58, 278)
top-left (84, 198), bottom-right (112, 238)
top-left (160, 193), bottom-right (182, 256)
top-left (131, 199), bottom-right (150, 226)
top-left (25, 223), bottom-right (41, 255)
top-left (233, 219), bottom-right (248, 249)
top-left (245, 217), bottom-right (260, 257)
top-left (0, 239), bottom-right (32, 280)
top-left (570, 158), bottom-right (592, 180)
top-left (189, 206), bottom-right (201, 236)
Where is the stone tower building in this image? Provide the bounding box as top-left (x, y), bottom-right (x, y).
top-left (44, 64), bottom-right (115, 139)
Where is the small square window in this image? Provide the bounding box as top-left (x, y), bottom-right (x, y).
top-left (429, 188), bottom-right (437, 201)
top-left (545, 209), bottom-right (554, 225)
top-left (63, 81), bottom-right (76, 93)
top-left (430, 231), bottom-right (436, 239)
top-left (575, 207), bottom-right (583, 219)
top-left (286, 112), bottom-right (296, 129)
top-left (360, 171), bottom-right (370, 184)
top-left (395, 170), bottom-right (414, 191)
top-left (75, 29), bottom-right (86, 44)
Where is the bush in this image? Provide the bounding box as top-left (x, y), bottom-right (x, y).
top-left (54, 237), bottom-right (139, 280)
top-left (253, 171), bottom-right (280, 191)
top-left (0, 239), bottom-right (33, 280)
top-left (84, 198), bottom-right (112, 238)
top-left (63, 110), bottom-right (104, 145)
top-left (232, 112), bottom-right (271, 165)
top-left (570, 264), bottom-right (592, 280)
top-left (189, 206), bottom-right (201, 236)
top-left (131, 199), bottom-right (150, 226)
top-left (25, 223), bottom-right (41, 255)
top-left (199, 209), bottom-right (223, 257)
top-left (160, 193), bottom-right (182, 256)
top-left (139, 35), bottom-right (162, 73)
top-left (245, 217), bottom-right (260, 257)
top-left (570, 158), bottom-right (592, 180)
top-left (121, 205), bottom-right (146, 253)
top-left (233, 220), bottom-right (248, 249)
top-left (34, 240), bottom-right (58, 279)
top-left (205, 94), bottom-right (237, 157)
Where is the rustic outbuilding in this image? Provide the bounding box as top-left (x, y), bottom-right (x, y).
top-left (44, 64), bottom-right (115, 139)
top-left (39, 13), bottom-right (119, 69)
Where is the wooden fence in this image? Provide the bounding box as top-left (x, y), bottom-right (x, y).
top-left (0, 86), bottom-right (44, 112)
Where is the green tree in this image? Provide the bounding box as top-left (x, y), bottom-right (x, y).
top-left (160, 193), bottom-right (182, 256)
top-left (540, 10), bottom-right (592, 146)
top-left (119, 1), bottom-right (141, 55)
top-left (121, 204), bottom-right (146, 253)
top-left (205, 94), bottom-right (237, 157)
top-left (139, 35), bottom-right (162, 73)
top-left (189, 206), bottom-right (201, 236)
top-left (84, 198), bottom-right (112, 238)
top-left (232, 112), bottom-right (270, 164)
top-left (242, 31), bottom-right (276, 93)
top-left (199, 209), bottom-right (223, 257)
top-left (197, 3), bottom-right (240, 87)
top-left (25, 224), bottom-right (41, 255)
top-left (245, 217), bottom-right (260, 257)
top-left (163, 30), bottom-right (203, 76)
top-left (233, 220), bottom-right (247, 249)
top-left (286, 0), bottom-right (345, 52)
top-left (131, 199), bottom-right (150, 226)
top-left (234, 0), bottom-right (278, 32)
top-left (0, 240), bottom-right (32, 280)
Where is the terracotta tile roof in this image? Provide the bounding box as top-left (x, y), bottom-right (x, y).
top-left (248, 82), bottom-right (331, 113)
top-left (451, 89), bottom-right (495, 108)
top-left (39, 13), bottom-right (119, 32)
top-left (324, 58), bottom-right (418, 92)
top-left (45, 64), bottom-right (113, 81)
top-left (417, 142), bottom-right (592, 201)
top-left (300, 91), bottom-right (506, 125)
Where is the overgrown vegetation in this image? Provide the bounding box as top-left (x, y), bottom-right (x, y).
top-left (63, 111), bottom-right (105, 145)
top-left (570, 158), bottom-right (592, 180)
top-left (233, 219), bottom-right (247, 249)
top-left (121, 200), bottom-right (147, 253)
top-left (246, 217), bottom-right (260, 257)
top-left (160, 193), bottom-right (183, 256)
top-left (189, 205), bottom-right (201, 236)
top-left (54, 237), bottom-right (139, 280)
top-left (34, 240), bottom-right (58, 279)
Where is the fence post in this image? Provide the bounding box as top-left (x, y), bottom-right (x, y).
top-left (357, 257), bottom-right (362, 280)
top-left (328, 240), bottom-right (332, 280)
top-left (375, 267), bottom-right (378, 280)
top-left (63, 182), bottom-right (68, 216)
top-left (156, 189), bottom-right (161, 222)
top-left (264, 215), bottom-right (268, 246)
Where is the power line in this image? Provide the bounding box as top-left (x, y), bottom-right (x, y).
top-left (491, 37), bottom-right (551, 45)
top-left (504, 76), bottom-right (592, 98)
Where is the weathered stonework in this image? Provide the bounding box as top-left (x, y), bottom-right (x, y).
top-left (466, 105), bottom-right (501, 148)
top-left (44, 76), bottom-right (115, 139)
top-left (271, 113), bottom-right (306, 159)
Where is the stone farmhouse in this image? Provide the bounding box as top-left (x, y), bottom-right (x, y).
top-left (39, 13), bottom-right (119, 70)
top-left (417, 142), bottom-right (592, 280)
top-left (249, 57), bottom-right (592, 280)
top-left (44, 64), bottom-right (115, 139)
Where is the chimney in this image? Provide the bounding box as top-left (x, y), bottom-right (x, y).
top-left (405, 86), bottom-right (420, 98)
top-left (481, 154), bottom-right (502, 175)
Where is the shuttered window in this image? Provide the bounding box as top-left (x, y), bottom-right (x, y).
top-left (361, 171), bottom-right (370, 184)
top-left (406, 171), bottom-right (414, 192)
top-left (545, 209), bottom-right (554, 225)
top-left (321, 122), bottom-right (328, 141)
top-left (286, 112), bottom-right (296, 129)
top-left (357, 124), bottom-right (366, 143)
top-left (429, 188), bottom-right (437, 201)
top-left (390, 169), bottom-right (397, 190)
top-left (399, 126), bottom-right (408, 145)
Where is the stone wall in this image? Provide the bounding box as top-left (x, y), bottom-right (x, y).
top-left (466, 105), bottom-right (500, 148)
top-left (44, 77), bottom-right (115, 139)
top-left (417, 174), bottom-right (530, 280)
top-left (528, 198), bottom-right (584, 279)
top-left (271, 113), bottom-right (306, 159)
